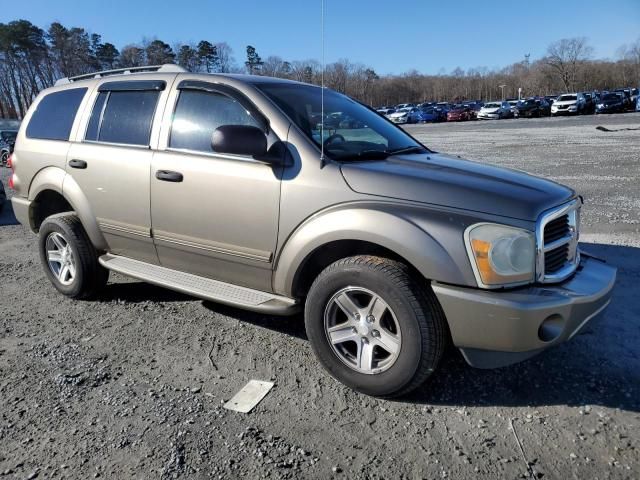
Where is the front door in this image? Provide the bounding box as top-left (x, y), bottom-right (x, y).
top-left (66, 78), bottom-right (170, 264)
top-left (150, 81), bottom-right (282, 291)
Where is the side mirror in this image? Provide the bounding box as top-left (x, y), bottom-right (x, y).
top-left (212, 125), bottom-right (267, 158)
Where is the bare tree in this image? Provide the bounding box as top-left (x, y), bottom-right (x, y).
top-left (544, 37), bottom-right (593, 92)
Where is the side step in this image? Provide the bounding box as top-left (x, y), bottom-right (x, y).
top-left (99, 254), bottom-right (300, 315)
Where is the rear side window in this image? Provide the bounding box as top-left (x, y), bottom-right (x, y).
top-left (170, 90), bottom-right (261, 153)
top-left (85, 82), bottom-right (163, 146)
top-left (26, 88), bottom-right (87, 141)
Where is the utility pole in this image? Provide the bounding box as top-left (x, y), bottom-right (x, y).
top-left (499, 84), bottom-right (507, 101)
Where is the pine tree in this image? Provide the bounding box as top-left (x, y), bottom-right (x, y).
top-left (245, 45), bottom-right (263, 75)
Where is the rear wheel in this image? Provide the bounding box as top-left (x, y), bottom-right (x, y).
top-left (38, 214), bottom-right (108, 299)
top-left (305, 255), bottom-right (447, 397)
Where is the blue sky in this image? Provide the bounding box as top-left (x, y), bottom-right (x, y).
top-left (4, 0), bottom-right (639, 74)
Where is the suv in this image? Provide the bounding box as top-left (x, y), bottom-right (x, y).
top-left (10, 65), bottom-right (616, 397)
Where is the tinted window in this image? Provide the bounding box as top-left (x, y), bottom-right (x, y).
top-left (91, 90), bottom-right (159, 145)
top-left (170, 90), bottom-right (261, 153)
top-left (85, 91), bottom-right (108, 141)
top-left (26, 88), bottom-right (87, 140)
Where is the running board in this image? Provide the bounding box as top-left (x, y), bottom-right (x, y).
top-left (99, 254), bottom-right (299, 315)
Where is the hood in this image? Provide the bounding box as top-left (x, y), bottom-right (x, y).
top-left (554, 100), bottom-right (577, 106)
top-left (340, 153), bottom-right (574, 221)
top-left (480, 107), bottom-right (500, 113)
top-left (389, 111), bottom-right (409, 117)
top-left (517, 103), bottom-right (538, 110)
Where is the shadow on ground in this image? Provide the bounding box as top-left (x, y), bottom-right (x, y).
top-left (95, 242), bottom-right (639, 411)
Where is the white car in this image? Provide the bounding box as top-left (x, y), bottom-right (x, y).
top-left (551, 93), bottom-right (585, 116)
top-left (395, 103), bottom-right (415, 110)
top-left (477, 101), bottom-right (512, 120)
top-left (388, 107), bottom-right (420, 124)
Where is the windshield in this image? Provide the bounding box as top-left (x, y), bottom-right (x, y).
top-left (558, 95), bottom-right (577, 102)
top-left (483, 103), bottom-right (501, 108)
top-left (602, 94), bottom-right (619, 101)
top-left (0, 131), bottom-right (17, 142)
top-left (256, 83), bottom-right (425, 160)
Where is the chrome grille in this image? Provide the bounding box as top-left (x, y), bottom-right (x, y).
top-left (536, 199), bottom-right (581, 283)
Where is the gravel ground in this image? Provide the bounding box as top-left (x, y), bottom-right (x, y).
top-left (1, 113), bottom-right (639, 479)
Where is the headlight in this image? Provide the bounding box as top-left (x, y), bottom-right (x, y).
top-left (465, 223), bottom-right (535, 288)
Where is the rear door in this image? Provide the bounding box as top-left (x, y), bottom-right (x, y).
top-left (67, 78), bottom-right (172, 264)
top-left (150, 80), bottom-right (283, 291)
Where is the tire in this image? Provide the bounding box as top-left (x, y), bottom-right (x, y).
top-left (38, 214), bottom-right (108, 299)
top-left (1, 151), bottom-right (8, 167)
top-left (304, 255), bottom-right (447, 397)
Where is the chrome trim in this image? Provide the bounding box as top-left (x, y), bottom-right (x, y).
top-left (535, 198), bottom-right (581, 283)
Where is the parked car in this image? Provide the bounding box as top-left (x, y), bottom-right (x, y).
top-left (395, 103), bottom-right (415, 110)
top-left (477, 101), bottom-right (512, 120)
top-left (1, 129), bottom-right (17, 166)
top-left (596, 93), bottom-right (626, 114)
top-left (581, 92), bottom-right (596, 114)
top-left (376, 107), bottom-right (396, 116)
top-left (516, 98), bottom-right (551, 118)
top-left (446, 106), bottom-right (473, 121)
top-left (388, 107), bottom-right (422, 124)
top-left (417, 107), bottom-right (441, 123)
top-left (9, 64), bottom-right (616, 397)
top-left (0, 179), bottom-right (5, 212)
top-left (506, 99), bottom-right (520, 118)
top-left (613, 89), bottom-right (633, 111)
top-left (544, 95), bottom-right (558, 105)
top-left (636, 93), bottom-right (640, 112)
top-left (551, 93), bottom-right (585, 116)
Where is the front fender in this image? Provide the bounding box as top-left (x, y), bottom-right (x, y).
top-left (273, 203), bottom-right (477, 296)
top-left (28, 167), bottom-right (107, 250)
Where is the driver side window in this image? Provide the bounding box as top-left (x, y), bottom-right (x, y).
top-left (170, 89), bottom-right (261, 153)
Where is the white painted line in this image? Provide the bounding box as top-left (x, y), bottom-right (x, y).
top-left (223, 380), bottom-right (275, 413)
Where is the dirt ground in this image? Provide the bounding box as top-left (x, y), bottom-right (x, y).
top-left (1, 113), bottom-right (639, 479)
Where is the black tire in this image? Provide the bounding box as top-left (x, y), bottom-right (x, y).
top-left (38, 214), bottom-right (108, 299)
top-left (1, 151), bottom-right (8, 167)
top-left (304, 255), bottom-right (447, 397)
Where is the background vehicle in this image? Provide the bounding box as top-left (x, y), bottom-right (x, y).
top-left (582, 92), bottom-right (596, 114)
top-left (506, 99), bottom-right (520, 118)
top-left (376, 107), bottom-right (395, 115)
top-left (613, 89), bottom-right (633, 111)
top-left (0, 181), bottom-right (5, 212)
top-left (394, 103), bottom-right (415, 110)
top-left (477, 101), bottom-right (512, 119)
top-left (516, 98), bottom-right (551, 118)
top-left (0, 129), bottom-right (17, 166)
top-left (596, 93), bottom-right (626, 114)
top-left (9, 66), bottom-right (616, 398)
top-left (446, 105), bottom-right (473, 121)
top-left (551, 93), bottom-right (585, 115)
top-left (388, 107), bottom-right (422, 124)
top-left (417, 107), bottom-right (441, 122)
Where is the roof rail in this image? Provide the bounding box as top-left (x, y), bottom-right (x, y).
top-left (54, 64), bottom-right (187, 86)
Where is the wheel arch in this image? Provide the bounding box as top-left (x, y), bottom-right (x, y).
top-left (273, 207), bottom-right (470, 298)
top-left (27, 167), bottom-right (107, 250)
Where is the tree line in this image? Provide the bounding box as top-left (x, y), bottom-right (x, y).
top-left (1, 19), bottom-right (639, 118)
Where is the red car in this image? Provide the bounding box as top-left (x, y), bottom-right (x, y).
top-left (446, 106), bottom-right (473, 122)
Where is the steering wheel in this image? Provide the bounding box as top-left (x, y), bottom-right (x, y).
top-left (323, 133), bottom-right (346, 147)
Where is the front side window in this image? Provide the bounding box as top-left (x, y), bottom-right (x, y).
top-left (85, 89), bottom-right (160, 146)
top-left (26, 88), bottom-right (87, 141)
top-left (170, 89), bottom-right (261, 153)
top-left (256, 83), bottom-right (425, 161)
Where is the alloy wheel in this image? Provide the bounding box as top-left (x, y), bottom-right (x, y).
top-left (323, 286), bottom-right (402, 374)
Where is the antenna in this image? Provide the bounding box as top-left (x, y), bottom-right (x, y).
top-left (320, 0), bottom-right (325, 165)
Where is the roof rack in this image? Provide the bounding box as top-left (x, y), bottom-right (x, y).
top-left (54, 64), bottom-right (187, 86)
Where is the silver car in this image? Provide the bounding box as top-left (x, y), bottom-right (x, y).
top-left (9, 65), bottom-right (616, 397)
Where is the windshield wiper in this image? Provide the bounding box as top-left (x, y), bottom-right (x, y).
top-left (337, 149), bottom-right (390, 161)
top-left (385, 145), bottom-right (427, 156)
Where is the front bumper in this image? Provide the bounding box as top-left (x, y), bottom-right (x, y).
top-left (432, 254), bottom-right (616, 368)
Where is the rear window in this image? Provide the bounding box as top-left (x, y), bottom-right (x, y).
top-left (26, 88), bottom-right (87, 141)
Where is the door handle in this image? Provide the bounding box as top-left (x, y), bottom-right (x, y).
top-left (69, 159), bottom-right (87, 169)
top-left (155, 170), bottom-right (184, 182)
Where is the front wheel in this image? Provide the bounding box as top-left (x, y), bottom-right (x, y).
top-left (305, 256), bottom-right (447, 397)
top-left (38, 214), bottom-right (108, 299)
